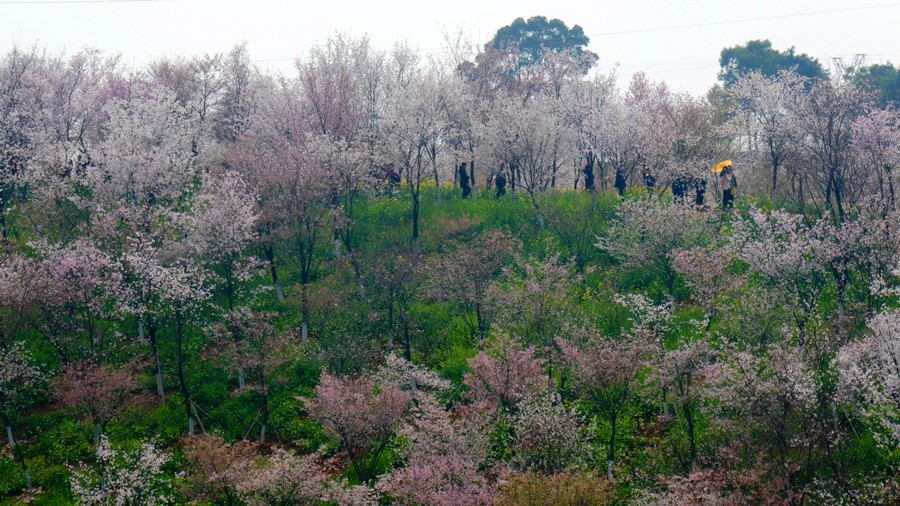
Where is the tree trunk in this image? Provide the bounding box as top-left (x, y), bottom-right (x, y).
top-left (608, 413), bottom-right (617, 480)
top-left (469, 158), bottom-right (477, 200)
top-left (175, 313), bottom-right (193, 437)
top-left (2, 404), bottom-right (31, 495)
top-left (411, 193), bottom-right (421, 258)
top-left (149, 324), bottom-right (165, 402)
top-left (265, 245), bottom-right (283, 301)
top-left (301, 281), bottom-right (309, 343)
top-left (260, 395), bottom-right (269, 444)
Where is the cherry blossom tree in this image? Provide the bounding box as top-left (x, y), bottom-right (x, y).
top-left (237, 76), bottom-right (332, 339)
top-left (464, 335), bottom-right (547, 411)
top-left (303, 371), bottom-right (409, 483)
top-left (795, 79), bottom-right (871, 220)
top-left (183, 434), bottom-right (257, 506)
top-left (119, 241), bottom-right (211, 434)
top-left (0, 47), bottom-right (39, 244)
top-left (851, 107), bottom-right (900, 214)
top-left (511, 392), bottom-right (584, 474)
top-left (429, 229), bottom-right (516, 348)
top-left (372, 249), bottom-right (424, 360)
top-left (0, 340), bottom-right (41, 494)
top-left (560, 332), bottom-right (649, 479)
top-left (69, 435), bottom-right (174, 506)
top-left (55, 361), bottom-right (141, 445)
top-left (379, 61), bottom-right (446, 256)
top-left (186, 170), bottom-right (258, 389)
top-left (377, 377), bottom-right (494, 506)
top-left (209, 309), bottom-right (294, 442)
top-left (729, 206), bottom-right (832, 342)
top-left (672, 246), bottom-right (740, 329)
top-left (493, 255), bottom-right (573, 376)
top-left (30, 239), bottom-right (122, 364)
top-left (728, 70), bottom-right (805, 202)
top-left (650, 336), bottom-right (716, 471)
top-left (709, 342), bottom-right (825, 500)
top-left (599, 198), bottom-right (716, 298)
top-left (837, 309), bottom-right (900, 446)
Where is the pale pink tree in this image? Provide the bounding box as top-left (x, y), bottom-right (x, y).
top-left (237, 76), bottom-right (332, 339)
top-left (303, 371), bottom-right (409, 483)
top-left (650, 336), bottom-right (716, 471)
top-left (623, 72), bottom-right (679, 192)
top-left (30, 239), bottom-right (122, 364)
top-left (464, 335), bottom-right (548, 411)
top-left (560, 332), bottom-right (649, 479)
top-left (511, 392), bottom-right (584, 474)
top-left (186, 170), bottom-right (258, 313)
top-left (837, 309), bottom-right (900, 447)
top-left (377, 385), bottom-right (494, 506)
top-left (595, 98), bottom-right (645, 192)
top-left (186, 170), bottom-right (258, 390)
top-left (795, 79), bottom-right (871, 220)
top-left (183, 434), bottom-right (258, 505)
top-left (0, 47), bottom-right (39, 244)
top-left (728, 70), bottom-right (806, 202)
top-left (480, 94), bottom-right (574, 226)
top-left (232, 448), bottom-right (329, 506)
top-left (119, 240), bottom-right (211, 435)
top-left (851, 108), bottom-right (900, 214)
top-left (0, 340), bottom-right (41, 494)
top-left (379, 62), bottom-right (448, 255)
top-left (69, 435), bottom-right (173, 506)
top-left (709, 342), bottom-right (822, 499)
top-left (493, 255), bottom-right (573, 376)
top-left (372, 249), bottom-right (424, 359)
top-left (208, 309), bottom-right (295, 442)
top-left (599, 198), bottom-right (716, 297)
top-left (429, 230), bottom-right (516, 348)
top-left (54, 360), bottom-right (141, 445)
top-left (298, 34), bottom-right (376, 290)
top-left (672, 246), bottom-right (740, 328)
top-left (15, 49), bottom-right (117, 241)
top-left (730, 206), bottom-right (831, 342)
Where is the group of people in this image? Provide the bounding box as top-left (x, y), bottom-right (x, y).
top-left (455, 161), bottom-right (738, 209)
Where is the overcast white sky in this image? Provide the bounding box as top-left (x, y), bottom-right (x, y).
top-left (3, 0), bottom-right (899, 95)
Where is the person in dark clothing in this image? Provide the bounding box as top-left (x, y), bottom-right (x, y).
top-left (495, 172), bottom-right (507, 199)
top-left (643, 170), bottom-right (656, 190)
top-left (582, 162), bottom-right (595, 192)
top-left (693, 177), bottom-right (707, 208)
top-left (672, 174), bottom-right (688, 204)
top-left (721, 165), bottom-right (736, 209)
top-left (459, 162), bottom-right (471, 199)
top-left (614, 169), bottom-right (627, 197)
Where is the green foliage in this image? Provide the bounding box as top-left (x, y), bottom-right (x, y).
top-left (852, 62), bottom-right (900, 107)
top-left (487, 15), bottom-right (598, 71)
top-left (719, 39), bottom-right (826, 87)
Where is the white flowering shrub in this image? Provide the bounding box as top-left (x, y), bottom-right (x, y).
top-left (69, 435), bottom-right (174, 506)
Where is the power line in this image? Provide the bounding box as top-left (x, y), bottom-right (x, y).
top-left (588, 2), bottom-right (900, 36)
top-left (0, 0), bottom-right (170, 4)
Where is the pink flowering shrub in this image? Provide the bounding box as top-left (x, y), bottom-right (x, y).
top-left (511, 392), bottom-right (584, 474)
top-left (464, 335), bottom-right (548, 410)
top-left (302, 372), bottom-right (409, 482)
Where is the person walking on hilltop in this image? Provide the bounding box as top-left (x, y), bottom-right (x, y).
top-left (459, 162), bottom-right (471, 199)
top-left (720, 164), bottom-right (737, 209)
top-left (582, 162), bottom-right (595, 192)
top-left (495, 171), bottom-right (507, 199)
top-left (614, 168), bottom-right (627, 198)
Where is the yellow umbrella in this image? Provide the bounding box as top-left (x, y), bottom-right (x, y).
top-left (712, 160), bottom-right (733, 173)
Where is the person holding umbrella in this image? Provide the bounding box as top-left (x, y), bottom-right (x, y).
top-left (713, 160), bottom-right (737, 209)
